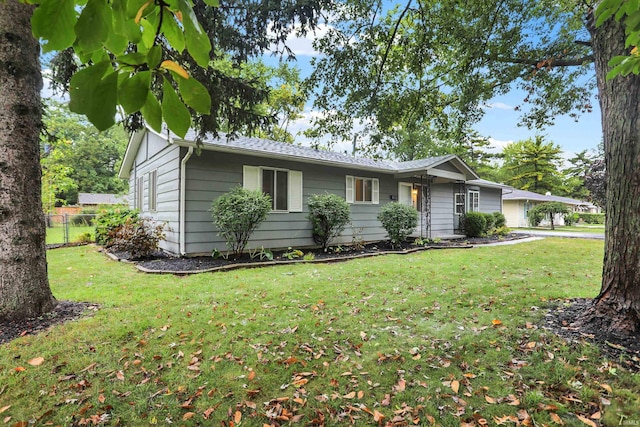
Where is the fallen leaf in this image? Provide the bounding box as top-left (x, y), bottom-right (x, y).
top-left (98, 394), bottom-right (105, 404)
top-left (0, 406), bottom-right (10, 414)
top-left (357, 390), bottom-right (364, 399)
top-left (599, 383), bottom-right (612, 393)
top-left (27, 357), bottom-right (45, 367)
top-left (234, 410), bottom-right (242, 423)
top-left (343, 391), bottom-right (356, 399)
top-left (491, 319), bottom-right (503, 326)
top-left (182, 412), bottom-right (195, 420)
top-left (485, 395), bottom-right (497, 404)
top-left (576, 415), bottom-right (597, 427)
top-left (451, 380), bottom-right (459, 394)
top-left (14, 367), bottom-right (25, 372)
top-left (248, 371), bottom-right (256, 381)
top-left (373, 410), bottom-right (385, 422)
top-left (550, 412), bottom-right (564, 425)
top-left (525, 341), bottom-right (536, 349)
top-left (591, 412), bottom-right (601, 420)
top-left (116, 371), bottom-right (125, 381)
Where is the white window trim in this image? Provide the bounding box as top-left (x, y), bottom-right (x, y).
top-left (136, 176), bottom-right (144, 211)
top-left (242, 165), bottom-right (303, 213)
top-left (346, 175), bottom-right (380, 204)
top-left (148, 170), bottom-right (158, 213)
top-left (398, 182), bottom-right (413, 206)
top-left (467, 190), bottom-right (480, 212)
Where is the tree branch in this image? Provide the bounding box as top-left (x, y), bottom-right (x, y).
top-left (504, 55), bottom-right (594, 67)
top-left (375, 0), bottom-right (412, 90)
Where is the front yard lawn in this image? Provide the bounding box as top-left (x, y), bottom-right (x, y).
top-left (1, 238), bottom-right (637, 425)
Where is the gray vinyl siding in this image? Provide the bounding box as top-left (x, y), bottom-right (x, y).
top-left (182, 150), bottom-right (395, 255)
top-left (124, 134), bottom-right (181, 254)
top-left (430, 183), bottom-right (456, 235)
top-left (479, 187), bottom-right (502, 213)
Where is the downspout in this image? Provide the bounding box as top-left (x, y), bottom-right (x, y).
top-left (179, 146), bottom-right (194, 256)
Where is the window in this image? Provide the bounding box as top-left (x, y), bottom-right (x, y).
top-left (136, 176), bottom-right (144, 210)
top-left (455, 193), bottom-right (465, 215)
top-left (467, 190), bottom-right (480, 212)
top-left (148, 170), bottom-right (158, 212)
top-left (242, 165), bottom-right (303, 212)
top-left (346, 176), bottom-right (379, 204)
top-left (262, 168), bottom-right (289, 211)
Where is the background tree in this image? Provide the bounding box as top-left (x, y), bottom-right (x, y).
top-left (527, 201), bottom-right (570, 230)
top-left (42, 102), bottom-right (128, 204)
top-left (501, 136), bottom-right (564, 193)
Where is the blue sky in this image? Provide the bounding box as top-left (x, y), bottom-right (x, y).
top-left (268, 24), bottom-right (603, 159)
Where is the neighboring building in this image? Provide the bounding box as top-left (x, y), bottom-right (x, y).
top-left (502, 188), bottom-right (599, 228)
top-left (119, 127), bottom-right (508, 256)
top-left (78, 193), bottom-right (128, 208)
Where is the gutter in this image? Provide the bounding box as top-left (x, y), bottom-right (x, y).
top-left (179, 146), bottom-right (194, 256)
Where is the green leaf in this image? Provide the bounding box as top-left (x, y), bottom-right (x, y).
top-left (141, 92), bottom-right (163, 133)
top-left (105, 32), bottom-right (128, 55)
top-left (140, 17), bottom-right (157, 50)
top-left (69, 62), bottom-right (117, 130)
top-left (178, 75), bottom-right (211, 114)
top-left (178, 0), bottom-right (212, 67)
top-left (202, 0), bottom-right (219, 6)
top-left (127, 0), bottom-right (151, 19)
top-left (162, 11), bottom-right (186, 53)
top-left (75, 0), bottom-right (111, 54)
top-left (162, 78), bottom-right (191, 138)
top-left (117, 52), bottom-right (148, 66)
top-left (32, 0), bottom-right (77, 52)
top-left (147, 45), bottom-right (163, 69)
top-left (112, 0), bottom-right (142, 43)
top-left (118, 71), bottom-right (151, 114)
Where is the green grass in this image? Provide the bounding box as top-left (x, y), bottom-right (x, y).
top-left (1, 239), bottom-right (638, 426)
top-left (46, 224), bottom-right (94, 244)
top-left (516, 225), bottom-right (605, 234)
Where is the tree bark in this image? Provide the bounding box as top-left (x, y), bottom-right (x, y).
top-left (586, 13), bottom-right (640, 335)
top-left (0, 0), bottom-right (56, 320)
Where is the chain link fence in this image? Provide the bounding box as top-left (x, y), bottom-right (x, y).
top-left (46, 213), bottom-right (97, 245)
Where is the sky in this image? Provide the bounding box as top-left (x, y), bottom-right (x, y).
top-left (264, 24), bottom-right (604, 160)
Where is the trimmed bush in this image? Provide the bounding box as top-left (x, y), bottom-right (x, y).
top-left (377, 203), bottom-right (418, 248)
top-left (578, 213), bottom-right (605, 224)
top-left (94, 209), bottom-right (139, 246)
top-left (564, 212), bottom-right (579, 226)
top-left (211, 186), bottom-right (272, 258)
top-left (307, 193), bottom-right (351, 251)
top-left (108, 217), bottom-right (166, 259)
top-left (493, 212), bottom-right (506, 228)
top-left (462, 212), bottom-right (486, 238)
top-left (481, 212), bottom-right (495, 232)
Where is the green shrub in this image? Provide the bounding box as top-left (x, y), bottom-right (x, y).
top-left (211, 186), bottom-right (272, 258)
top-left (94, 209), bottom-right (139, 246)
top-left (74, 232), bottom-right (94, 243)
top-left (462, 212), bottom-right (487, 238)
top-left (494, 225), bottom-right (511, 236)
top-left (564, 212), bottom-right (579, 226)
top-left (307, 193), bottom-right (351, 251)
top-left (377, 203), bottom-right (418, 248)
top-left (527, 209), bottom-right (544, 227)
top-left (482, 212), bottom-right (495, 232)
top-left (108, 217), bottom-right (166, 259)
top-left (578, 213), bottom-right (605, 224)
top-left (493, 212), bottom-right (506, 228)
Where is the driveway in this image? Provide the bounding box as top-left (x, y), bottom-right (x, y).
top-left (512, 229), bottom-right (604, 240)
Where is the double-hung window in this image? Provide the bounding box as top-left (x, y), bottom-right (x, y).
top-left (135, 176), bottom-right (144, 211)
top-left (467, 190), bottom-right (480, 212)
top-left (148, 170), bottom-right (158, 212)
top-left (346, 176), bottom-right (379, 204)
top-left (243, 165), bottom-right (303, 212)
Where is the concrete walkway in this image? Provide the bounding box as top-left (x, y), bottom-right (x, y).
top-left (512, 229), bottom-right (605, 240)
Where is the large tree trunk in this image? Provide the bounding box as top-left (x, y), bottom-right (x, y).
top-left (586, 13), bottom-right (640, 335)
top-left (0, 0), bottom-right (56, 320)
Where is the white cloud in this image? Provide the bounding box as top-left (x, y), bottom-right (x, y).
top-left (484, 102), bottom-right (514, 110)
top-left (487, 137), bottom-right (513, 153)
top-left (271, 23), bottom-right (333, 57)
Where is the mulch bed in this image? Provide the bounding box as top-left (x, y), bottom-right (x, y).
top-left (543, 298), bottom-right (640, 371)
top-left (116, 233), bottom-right (530, 274)
top-left (0, 301), bottom-right (99, 345)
